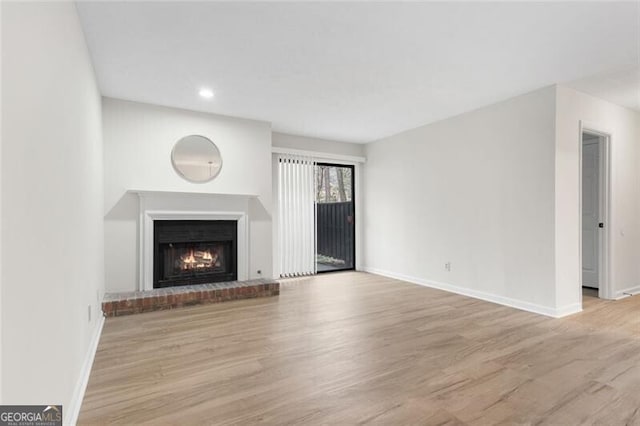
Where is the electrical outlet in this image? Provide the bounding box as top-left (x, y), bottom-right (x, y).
top-left (445, 262), bottom-right (452, 272)
top-left (88, 305), bottom-right (92, 322)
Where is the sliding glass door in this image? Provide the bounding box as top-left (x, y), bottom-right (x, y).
top-left (315, 163), bottom-right (355, 272)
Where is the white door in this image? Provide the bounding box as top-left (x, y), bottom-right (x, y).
top-left (582, 139), bottom-right (600, 288)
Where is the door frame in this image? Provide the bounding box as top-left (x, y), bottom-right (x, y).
top-left (579, 121), bottom-right (612, 300)
top-left (271, 147), bottom-right (366, 278)
top-left (315, 162), bottom-right (356, 274)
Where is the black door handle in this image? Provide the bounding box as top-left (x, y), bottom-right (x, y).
top-left (598, 223), bottom-right (604, 228)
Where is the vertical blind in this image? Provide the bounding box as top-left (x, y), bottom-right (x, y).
top-left (278, 154), bottom-right (316, 277)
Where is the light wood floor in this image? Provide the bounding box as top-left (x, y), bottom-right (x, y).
top-left (79, 272), bottom-right (640, 425)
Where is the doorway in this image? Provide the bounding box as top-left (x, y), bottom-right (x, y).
top-left (315, 163), bottom-right (355, 273)
top-left (581, 130), bottom-right (609, 298)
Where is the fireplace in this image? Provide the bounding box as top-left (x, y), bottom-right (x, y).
top-left (153, 220), bottom-right (237, 288)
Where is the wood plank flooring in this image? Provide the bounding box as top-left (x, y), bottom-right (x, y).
top-left (79, 272), bottom-right (640, 425)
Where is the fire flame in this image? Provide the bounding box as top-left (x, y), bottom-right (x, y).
top-left (180, 249), bottom-right (218, 270)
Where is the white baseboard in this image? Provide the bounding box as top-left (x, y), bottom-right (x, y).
top-left (362, 267), bottom-right (582, 318)
top-left (554, 302), bottom-right (583, 317)
top-left (614, 285), bottom-right (640, 300)
top-left (67, 315), bottom-right (105, 425)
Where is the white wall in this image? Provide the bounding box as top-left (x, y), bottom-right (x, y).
top-left (364, 87), bottom-right (561, 315)
top-left (0, 0), bottom-right (3, 401)
top-left (103, 98), bottom-right (273, 292)
top-left (555, 85), bottom-right (640, 305)
top-left (272, 132), bottom-right (365, 158)
top-left (1, 1), bottom-right (104, 421)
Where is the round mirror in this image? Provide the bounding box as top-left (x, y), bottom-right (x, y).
top-left (171, 135), bottom-right (222, 183)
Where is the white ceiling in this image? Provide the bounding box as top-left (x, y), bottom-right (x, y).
top-left (567, 65), bottom-right (640, 112)
top-left (76, 2), bottom-right (639, 143)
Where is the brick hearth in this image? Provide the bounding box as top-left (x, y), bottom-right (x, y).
top-left (102, 279), bottom-right (279, 317)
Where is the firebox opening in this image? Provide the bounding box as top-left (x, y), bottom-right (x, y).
top-left (153, 220), bottom-right (237, 288)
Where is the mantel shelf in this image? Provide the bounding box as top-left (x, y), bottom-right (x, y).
top-left (127, 189), bottom-right (259, 199)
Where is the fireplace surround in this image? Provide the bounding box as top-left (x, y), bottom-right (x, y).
top-left (153, 220), bottom-right (237, 288)
top-left (139, 207), bottom-right (249, 291)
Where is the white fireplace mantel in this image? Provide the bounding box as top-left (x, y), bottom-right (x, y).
top-left (133, 190), bottom-right (252, 291)
top-left (129, 189), bottom-right (259, 199)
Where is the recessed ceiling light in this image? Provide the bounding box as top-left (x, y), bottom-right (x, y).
top-left (199, 88), bottom-right (214, 99)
